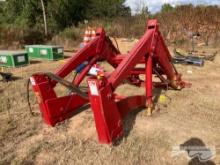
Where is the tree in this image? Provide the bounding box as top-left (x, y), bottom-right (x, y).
top-left (40, 0), bottom-right (47, 36)
top-left (0, 0), bottom-right (131, 32)
top-left (161, 3), bottom-right (174, 13)
top-left (141, 6), bottom-right (150, 16)
top-left (47, 0), bottom-right (91, 29)
top-left (89, 0), bottom-right (130, 19)
top-left (0, 2), bottom-right (5, 24)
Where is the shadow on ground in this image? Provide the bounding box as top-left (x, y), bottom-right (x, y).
top-left (180, 137), bottom-right (216, 165)
top-left (114, 88), bottom-right (163, 145)
top-left (30, 60), bottom-right (42, 65)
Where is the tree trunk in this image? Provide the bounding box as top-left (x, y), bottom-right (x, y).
top-left (40, 0), bottom-right (48, 37)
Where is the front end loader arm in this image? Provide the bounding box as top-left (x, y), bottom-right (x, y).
top-left (29, 19), bottom-right (188, 144)
top-left (109, 20), bottom-right (184, 90)
top-left (87, 20), bottom-right (187, 143)
top-left (29, 28), bottom-right (121, 126)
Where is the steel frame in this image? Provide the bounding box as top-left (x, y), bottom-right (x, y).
top-left (30, 19), bottom-right (186, 144)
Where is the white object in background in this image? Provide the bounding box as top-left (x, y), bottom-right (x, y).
top-left (29, 48), bottom-right (34, 53)
top-left (187, 70), bottom-right (193, 74)
top-left (30, 77), bottom-right (36, 86)
top-left (40, 49), bottom-right (47, 55)
top-left (88, 80), bottom-right (99, 96)
top-left (0, 56), bottom-right (7, 63)
top-left (17, 56), bottom-right (25, 62)
top-left (88, 65), bottom-right (103, 76)
top-left (57, 48), bottom-right (63, 54)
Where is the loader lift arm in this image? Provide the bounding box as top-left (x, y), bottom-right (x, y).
top-left (30, 19), bottom-right (187, 144)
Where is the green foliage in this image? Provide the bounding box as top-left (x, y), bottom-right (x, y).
top-left (1, 0), bottom-right (219, 48)
top-left (1, 0), bottom-right (43, 29)
top-left (161, 3), bottom-right (174, 13)
top-left (0, 0), bottom-right (131, 46)
top-left (58, 26), bottom-right (83, 40)
top-left (0, 4), bottom-right (4, 24)
top-left (0, 0), bottom-right (130, 32)
top-left (47, 0), bottom-right (92, 30)
top-left (142, 6), bottom-right (150, 15)
top-left (89, 0), bottom-right (131, 18)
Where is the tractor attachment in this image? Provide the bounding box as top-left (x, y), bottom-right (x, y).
top-left (29, 19), bottom-right (187, 144)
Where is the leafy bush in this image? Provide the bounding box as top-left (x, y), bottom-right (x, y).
top-left (58, 26), bottom-right (83, 40)
top-left (155, 4), bottom-right (220, 45)
top-left (0, 24), bottom-right (44, 48)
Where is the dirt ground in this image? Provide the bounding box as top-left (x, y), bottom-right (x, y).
top-left (0, 39), bottom-right (220, 165)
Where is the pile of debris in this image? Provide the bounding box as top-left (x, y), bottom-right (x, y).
top-left (172, 48), bottom-right (217, 67)
top-left (0, 72), bottom-right (13, 82)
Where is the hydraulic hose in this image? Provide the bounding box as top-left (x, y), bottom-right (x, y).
top-left (27, 78), bottom-right (34, 116)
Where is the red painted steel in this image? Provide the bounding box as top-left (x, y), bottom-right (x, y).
top-left (30, 19), bottom-right (187, 144)
top-left (87, 78), bottom-right (123, 143)
top-left (146, 55), bottom-right (153, 108)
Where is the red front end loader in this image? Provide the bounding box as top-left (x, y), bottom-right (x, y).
top-left (29, 19), bottom-right (187, 144)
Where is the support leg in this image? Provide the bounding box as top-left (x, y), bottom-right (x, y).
top-left (146, 55), bottom-right (153, 116)
top-left (87, 79), bottom-right (123, 144)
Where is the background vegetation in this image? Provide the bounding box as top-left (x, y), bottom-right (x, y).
top-left (0, 0), bottom-right (220, 48)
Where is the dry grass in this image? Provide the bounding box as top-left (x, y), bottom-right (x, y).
top-left (0, 40), bottom-right (220, 165)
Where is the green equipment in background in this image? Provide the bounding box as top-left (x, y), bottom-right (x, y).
top-left (25, 45), bottom-right (64, 61)
top-left (0, 51), bottom-right (29, 67)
